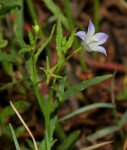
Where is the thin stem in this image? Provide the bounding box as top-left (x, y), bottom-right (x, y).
top-left (32, 56), bottom-right (51, 149)
top-left (32, 56), bottom-right (46, 115)
top-left (93, 0), bottom-right (99, 59)
top-left (66, 46), bottom-right (87, 72)
top-left (94, 0), bottom-right (99, 33)
top-left (26, 0), bottom-right (38, 23)
top-left (66, 46), bottom-right (83, 61)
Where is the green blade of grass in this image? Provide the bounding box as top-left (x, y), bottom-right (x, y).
top-left (9, 124), bottom-right (21, 150)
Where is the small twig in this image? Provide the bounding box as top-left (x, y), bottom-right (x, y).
top-left (10, 101), bottom-right (38, 150)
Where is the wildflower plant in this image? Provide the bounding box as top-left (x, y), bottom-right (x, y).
top-left (10, 17), bottom-right (114, 150)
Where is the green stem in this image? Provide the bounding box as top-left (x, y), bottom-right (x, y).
top-left (32, 56), bottom-right (45, 115)
top-left (94, 0), bottom-right (99, 33)
top-left (66, 46), bottom-right (83, 61)
top-left (32, 56), bottom-right (51, 149)
top-left (66, 46), bottom-right (87, 72)
top-left (26, 0), bottom-right (38, 23)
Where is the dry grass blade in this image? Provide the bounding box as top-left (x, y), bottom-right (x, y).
top-left (80, 141), bottom-right (113, 150)
top-left (10, 101), bottom-right (38, 150)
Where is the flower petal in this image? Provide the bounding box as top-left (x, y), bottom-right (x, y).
top-left (94, 32), bottom-right (108, 45)
top-left (89, 45), bottom-right (107, 55)
top-left (86, 21), bottom-right (95, 40)
top-left (75, 31), bottom-right (86, 41)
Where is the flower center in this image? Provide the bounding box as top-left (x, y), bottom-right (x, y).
top-left (87, 37), bottom-right (98, 45)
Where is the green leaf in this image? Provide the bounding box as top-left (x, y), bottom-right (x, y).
top-left (59, 103), bottom-right (114, 122)
top-left (51, 77), bottom-right (67, 114)
top-left (0, 52), bottom-right (16, 62)
top-left (15, 31), bottom-right (25, 48)
top-left (87, 125), bottom-right (119, 142)
top-left (0, 0), bottom-right (21, 17)
top-left (56, 15), bottom-right (62, 58)
top-left (50, 116), bottom-right (57, 141)
top-left (57, 77), bottom-right (67, 102)
top-left (62, 75), bottom-right (113, 102)
top-left (19, 45), bottom-right (33, 53)
top-left (62, 28), bottom-right (77, 53)
top-left (57, 130), bottom-right (80, 150)
top-left (26, 57), bottom-right (33, 81)
top-left (55, 123), bottom-right (66, 142)
top-left (9, 124), bottom-right (21, 150)
top-left (0, 101), bottom-right (30, 124)
top-left (28, 30), bottom-right (35, 47)
top-left (35, 25), bottom-right (55, 61)
top-left (52, 75), bottom-right (113, 114)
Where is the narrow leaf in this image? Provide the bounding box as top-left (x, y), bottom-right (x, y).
top-left (62, 75), bottom-right (113, 102)
top-left (19, 45), bottom-right (33, 53)
top-left (28, 30), bottom-right (35, 47)
top-left (56, 15), bottom-right (62, 58)
top-left (63, 28), bottom-right (77, 53)
top-left (59, 103), bottom-right (114, 122)
top-left (9, 124), bottom-right (21, 150)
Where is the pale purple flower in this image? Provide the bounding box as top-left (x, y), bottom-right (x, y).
top-left (75, 21), bottom-right (108, 55)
